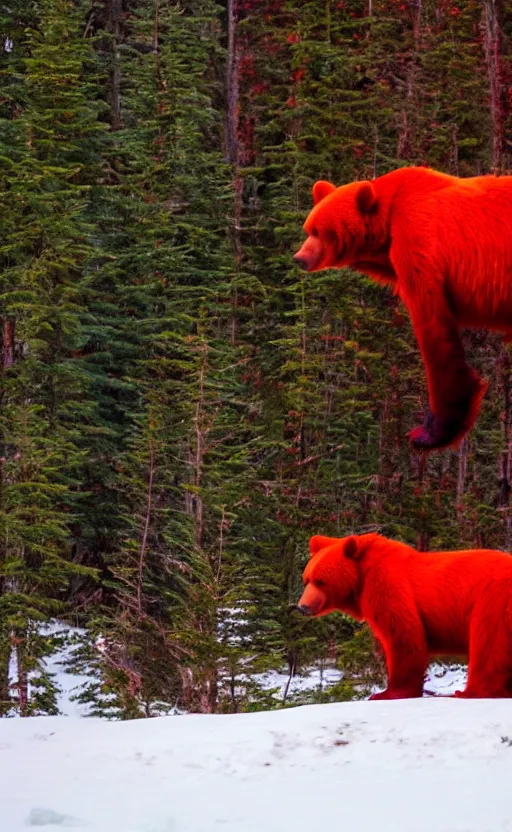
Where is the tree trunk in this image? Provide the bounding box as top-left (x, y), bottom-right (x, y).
top-left (2, 319), bottom-right (14, 369)
top-left (0, 635), bottom-right (10, 716)
top-left (108, 0), bottom-right (123, 130)
top-left (14, 636), bottom-right (28, 716)
top-left (456, 438), bottom-right (468, 524)
top-left (225, 0), bottom-right (239, 165)
top-left (483, 0), bottom-right (504, 172)
top-left (498, 346), bottom-right (512, 549)
top-left (137, 433), bottom-right (155, 615)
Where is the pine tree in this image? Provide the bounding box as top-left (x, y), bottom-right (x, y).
top-left (0, 0), bottom-right (102, 714)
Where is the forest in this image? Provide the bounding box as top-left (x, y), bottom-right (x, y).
top-left (0, 0), bottom-right (511, 717)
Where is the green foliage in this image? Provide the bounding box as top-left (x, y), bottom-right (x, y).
top-left (0, 0), bottom-right (510, 716)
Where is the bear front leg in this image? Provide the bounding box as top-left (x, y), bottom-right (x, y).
top-left (367, 595), bottom-right (428, 700)
top-left (369, 640), bottom-right (427, 700)
top-left (400, 284), bottom-right (487, 451)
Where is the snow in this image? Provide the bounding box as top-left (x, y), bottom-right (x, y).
top-left (425, 662), bottom-right (468, 696)
top-left (257, 663), bottom-right (467, 700)
top-left (8, 624), bottom-right (96, 717)
top-left (255, 665), bottom-right (344, 695)
top-left (41, 629), bottom-right (96, 718)
top-left (2, 698), bottom-right (512, 832)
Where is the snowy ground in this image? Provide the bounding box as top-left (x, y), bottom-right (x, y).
top-left (2, 698), bottom-right (512, 832)
top-left (3, 629), bottom-right (503, 832)
top-left (256, 661), bottom-right (467, 700)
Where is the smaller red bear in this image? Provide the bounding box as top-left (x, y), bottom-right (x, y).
top-left (298, 533), bottom-right (512, 699)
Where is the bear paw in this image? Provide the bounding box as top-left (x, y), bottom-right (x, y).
top-left (369, 687), bottom-right (422, 701)
top-left (408, 405), bottom-right (466, 451)
top-left (410, 381), bottom-right (487, 452)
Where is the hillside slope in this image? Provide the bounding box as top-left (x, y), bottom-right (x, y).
top-left (2, 699), bottom-right (511, 832)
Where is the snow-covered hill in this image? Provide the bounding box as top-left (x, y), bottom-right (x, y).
top-left (2, 698), bottom-right (512, 832)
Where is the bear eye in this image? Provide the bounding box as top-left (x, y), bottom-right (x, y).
top-left (311, 227), bottom-right (319, 237)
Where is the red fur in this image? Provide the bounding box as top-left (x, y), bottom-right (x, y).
top-left (293, 167), bottom-right (512, 451)
top-left (298, 533), bottom-right (512, 699)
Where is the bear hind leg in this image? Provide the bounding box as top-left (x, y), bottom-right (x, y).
top-left (456, 605), bottom-right (512, 699)
top-left (398, 275), bottom-right (487, 451)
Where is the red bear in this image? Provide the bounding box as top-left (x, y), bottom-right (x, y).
top-left (293, 166), bottom-right (512, 451)
top-left (298, 533), bottom-right (512, 699)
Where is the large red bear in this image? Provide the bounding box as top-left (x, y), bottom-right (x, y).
top-left (293, 166), bottom-right (512, 451)
top-left (298, 533), bottom-right (512, 699)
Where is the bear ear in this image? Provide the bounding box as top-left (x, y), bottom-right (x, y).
top-left (343, 536), bottom-right (360, 560)
top-left (356, 182), bottom-right (378, 215)
top-left (312, 180), bottom-right (336, 205)
top-left (309, 534), bottom-right (338, 556)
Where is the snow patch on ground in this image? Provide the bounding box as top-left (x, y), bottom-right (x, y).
top-left (41, 627), bottom-right (96, 717)
top-left (1, 698), bottom-right (512, 832)
top-left (7, 623), bottom-right (95, 717)
top-left (425, 663), bottom-right (468, 696)
top-left (254, 665), bottom-right (344, 695)
top-left (7, 619), bottom-right (470, 716)
top-left (40, 623), bottom-right (471, 714)
top-left (254, 661), bottom-right (467, 701)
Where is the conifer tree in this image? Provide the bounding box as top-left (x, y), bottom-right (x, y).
top-left (0, 0), bottom-right (103, 714)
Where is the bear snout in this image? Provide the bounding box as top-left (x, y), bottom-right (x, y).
top-left (293, 236), bottom-right (324, 271)
top-left (293, 253), bottom-right (310, 270)
top-left (297, 603), bottom-right (314, 616)
top-left (297, 583), bottom-right (326, 616)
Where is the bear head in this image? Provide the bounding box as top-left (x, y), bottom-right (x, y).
top-left (297, 534), bottom-right (361, 617)
top-left (293, 179), bottom-right (380, 272)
